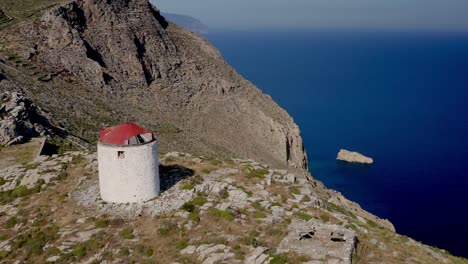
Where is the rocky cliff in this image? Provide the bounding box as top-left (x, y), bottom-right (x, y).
top-left (0, 0), bottom-right (307, 172)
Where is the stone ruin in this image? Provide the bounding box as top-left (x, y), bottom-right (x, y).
top-left (277, 220), bottom-right (357, 264)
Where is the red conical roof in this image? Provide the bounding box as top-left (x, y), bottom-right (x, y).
top-left (99, 122), bottom-right (153, 145)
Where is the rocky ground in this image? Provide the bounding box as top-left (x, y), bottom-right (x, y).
top-left (0, 142), bottom-right (465, 264)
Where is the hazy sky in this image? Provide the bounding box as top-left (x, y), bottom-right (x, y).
top-left (151, 0), bottom-right (468, 31)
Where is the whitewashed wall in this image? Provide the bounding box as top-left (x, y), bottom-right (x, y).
top-left (97, 140), bottom-right (160, 203)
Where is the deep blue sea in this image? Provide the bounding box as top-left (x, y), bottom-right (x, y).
top-left (205, 30), bottom-right (468, 257)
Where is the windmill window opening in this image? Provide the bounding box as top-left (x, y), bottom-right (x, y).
top-left (118, 151), bottom-right (125, 159)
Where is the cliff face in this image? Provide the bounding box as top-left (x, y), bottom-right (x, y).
top-left (0, 0), bottom-right (307, 171)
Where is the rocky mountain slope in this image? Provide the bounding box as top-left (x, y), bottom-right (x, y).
top-left (0, 0), bottom-right (307, 172)
top-left (0, 143), bottom-right (465, 263)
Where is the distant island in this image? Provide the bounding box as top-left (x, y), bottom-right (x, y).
top-left (161, 12), bottom-right (208, 34)
top-left (337, 149), bottom-right (374, 164)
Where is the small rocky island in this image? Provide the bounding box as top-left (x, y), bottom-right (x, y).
top-left (337, 149), bottom-right (374, 164)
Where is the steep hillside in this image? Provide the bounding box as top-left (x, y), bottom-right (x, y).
top-left (0, 145), bottom-right (466, 263)
top-left (0, 0), bottom-right (307, 172)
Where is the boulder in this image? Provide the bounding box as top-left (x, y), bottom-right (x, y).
top-left (0, 92), bottom-right (56, 146)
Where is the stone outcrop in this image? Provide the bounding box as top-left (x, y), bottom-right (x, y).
top-left (337, 149), bottom-right (373, 164)
top-left (0, 0), bottom-right (308, 172)
top-left (0, 92), bottom-right (55, 146)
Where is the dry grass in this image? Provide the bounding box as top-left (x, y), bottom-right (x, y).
top-left (351, 217), bottom-right (468, 264)
top-left (0, 0), bottom-right (66, 20)
top-left (0, 138), bottom-right (41, 167)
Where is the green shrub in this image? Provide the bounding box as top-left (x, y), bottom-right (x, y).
top-left (243, 166), bottom-right (269, 179)
top-left (176, 239), bottom-right (189, 250)
top-left (218, 188), bottom-right (229, 199)
top-left (181, 202), bottom-right (195, 213)
top-left (0, 177), bottom-right (6, 186)
top-left (11, 186), bottom-right (31, 197)
top-left (207, 208), bottom-right (235, 221)
top-left (251, 201), bottom-right (264, 211)
top-left (270, 254), bottom-right (289, 264)
top-left (253, 211), bottom-right (267, 219)
top-left (320, 213), bottom-right (330, 223)
top-left (0, 233), bottom-right (8, 241)
top-left (135, 244), bottom-right (153, 257)
top-left (192, 196), bottom-right (207, 206)
top-left (249, 169), bottom-right (269, 179)
top-left (95, 219), bottom-right (110, 228)
top-left (119, 228), bottom-right (134, 239)
top-left (298, 212), bottom-right (312, 221)
top-left (289, 187), bottom-right (300, 195)
top-left (45, 246), bottom-right (61, 256)
top-left (181, 184), bottom-right (194, 190)
top-left (239, 235), bottom-right (261, 247)
top-left (281, 195), bottom-right (288, 203)
top-left (32, 218), bottom-right (47, 227)
top-left (158, 221), bottom-right (176, 236)
top-left (68, 237), bottom-right (102, 260)
top-left (188, 212), bottom-right (200, 224)
top-left (118, 247), bottom-right (130, 256)
top-left (3, 217), bottom-right (17, 228)
top-left (24, 231), bottom-right (57, 256)
top-left (242, 166), bottom-right (252, 175)
top-left (72, 245), bottom-right (86, 257)
top-left (345, 223), bottom-right (358, 232)
top-left (189, 175), bottom-right (204, 185)
top-left (70, 155), bottom-right (86, 166)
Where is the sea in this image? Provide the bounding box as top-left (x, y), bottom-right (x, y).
top-left (205, 29), bottom-right (468, 258)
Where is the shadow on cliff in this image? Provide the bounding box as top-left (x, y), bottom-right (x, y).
top-left (159, 164), bottom-right (194, 192)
